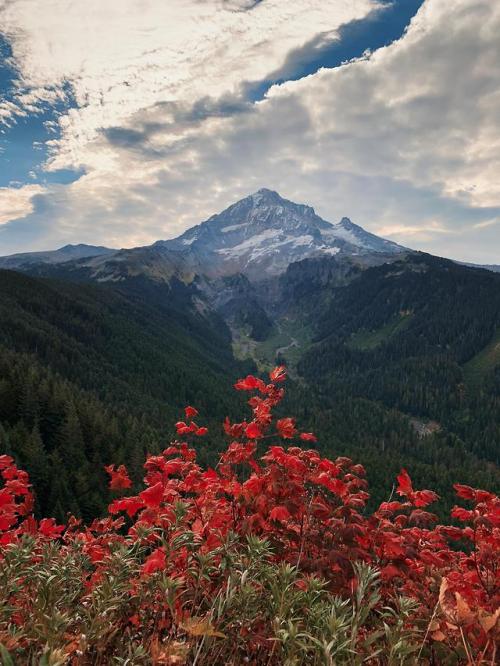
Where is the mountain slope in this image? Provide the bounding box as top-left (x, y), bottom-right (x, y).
top-left (0, 270), bottom-right (245, 417)
top-left (0, 269), bottom-right (251, 518)
top-left (296, 253), bottom-right (500, 464)
top-left (0, 244), bottom-right (115, 269)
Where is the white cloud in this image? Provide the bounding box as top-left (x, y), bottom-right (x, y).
top-left (0, 0), bottom-right (373, 166)
top-left (0, 0), bottom-right (499, 264)
top-left (375, 222), bottom-right (453, 239)
top-left (0, 183), bottom-right (44, 225)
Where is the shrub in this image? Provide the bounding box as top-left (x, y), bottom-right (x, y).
top-left (0, 367), bottom-right (498, 664)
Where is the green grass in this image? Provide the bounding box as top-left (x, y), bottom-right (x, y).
top-left (231, 324), bottom-right (260, 360)
top-left (256, 319), bottom-right (312, 369)
top-left (232, 318), bottom-right (313, 372)
top-left (463, 328), bottom-right (500, 388)
top-left (347, 312), bottom-right (413, 351)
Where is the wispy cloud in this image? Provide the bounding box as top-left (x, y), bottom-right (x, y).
top-left (0, 0), bottom-right (373, 166)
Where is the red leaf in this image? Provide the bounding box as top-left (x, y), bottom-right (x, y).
top-left (0, 489), bottom-right (13, 508)
top-left (140, 482), bottom-right (164, 508)
top-left (234, 375), bottom-right (266, 392)
top-left (453, 484), bottom-right (476, 501)
top-left (245, 422), bottom-right (262, 439)
top-left (108, 496), bottom-right (144, 517)
top-left (269, 366), bottom-right (287, 383)
top-left (380, 564), bottom-right (401, 580)
top-left (185, 406), bottom-right (198, 419)
top-left (269, 505), bottom-right (291, 522)
top-left (378, 501), bottom-right (405, 513)
top-left (105, 464), bottom-right (132, 490)
top-left (175, 421), bottom-right (197, 435)
top-left (38, 518), bottom-right (65, 538)
top-left (5, 479), bottom-right (30, 496)
top-left (142, 547), bottom-right (166, 575)
top-left (451, 506), bottom-right (475, 522)
top-left (396, 469), bottom-right (413, 496)
top-left (300, 432), bottom-right (317, 442)
top-left (0, 455), bottom-right (14, 470)
top-left (412, 489), bottom-right (438, 507)
top-left (313, 473), bottom-right (347, 497)
top-left (276, 417), bottom-right (297, 439)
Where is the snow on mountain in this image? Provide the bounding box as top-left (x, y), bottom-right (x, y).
top-left (154, 188), bottom-right (405, 280)
top-left (1, 190), bottom-right (405, 283)
top-left (329, 217), bottom-right (406, 255)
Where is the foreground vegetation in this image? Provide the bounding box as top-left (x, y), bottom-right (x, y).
top-left (0, 367), bottom-right (498, 664)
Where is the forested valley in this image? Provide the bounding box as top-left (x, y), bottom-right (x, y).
top-left (1, 252), bottom-right (499, 521)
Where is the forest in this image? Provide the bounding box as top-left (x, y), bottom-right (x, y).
top-left (0, 255), bottom-right (499, 521)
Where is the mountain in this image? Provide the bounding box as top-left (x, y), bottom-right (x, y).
top-left (12, 189), bottom-right (405, 285)
top-left (300, 253), bottom-right (500, 434)
top-left (6, 189), bottom-right (408, 359)
top-left (155, 188), bottom-right (405, 280)
top-left (0, 243), bottom-right (115, 269)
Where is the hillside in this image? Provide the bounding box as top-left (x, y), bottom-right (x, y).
top-left (0, 244), bottom-right (115, 269)
top-left (297, 254), bottom-right (500, 460)
top-left (0, 269), bottom-right (250, 519)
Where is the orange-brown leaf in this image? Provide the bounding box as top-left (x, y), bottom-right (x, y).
top-left (478, 608), bottom-right (500, 634)
top-left (180, 616), bottom-right (226, 639)
top-left (431, 630), bottom-right (446, 642)
top-left (454, 592), bottom-right (475, 626)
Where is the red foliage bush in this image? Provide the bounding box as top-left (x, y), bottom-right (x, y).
top-left (0, 366), bottom-right (498, 664)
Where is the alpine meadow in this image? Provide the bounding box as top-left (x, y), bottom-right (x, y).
top-left (0, 1), bottom-right (499, 664)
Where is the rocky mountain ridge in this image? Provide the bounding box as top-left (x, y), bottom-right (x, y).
top-left (0, 189), bottom-right (405, 284)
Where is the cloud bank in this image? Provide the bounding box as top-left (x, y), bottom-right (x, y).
top-left (0, 0), bottom-right (499, 263)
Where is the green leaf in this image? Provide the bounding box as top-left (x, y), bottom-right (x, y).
top-left (0, 644), bottom-right (16, 666)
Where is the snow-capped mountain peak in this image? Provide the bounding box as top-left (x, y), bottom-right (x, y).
top-left (155, 190), bottom-right (405, 279)
top-left (3, 190), bottom-right (406, 283)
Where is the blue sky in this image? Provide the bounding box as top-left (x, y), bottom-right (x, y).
top-left (0, 0), bottom-right (499, 263)
top-left (248, 1), bottom-right (424, 100)
top-left (0, 36), bottom-right (81, 187)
